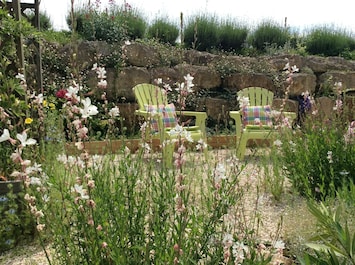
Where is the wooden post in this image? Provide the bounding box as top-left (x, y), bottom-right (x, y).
top-left (13, 0), bottom-right (25, 75)
top-left (34, 0), bottom-right (43, 93)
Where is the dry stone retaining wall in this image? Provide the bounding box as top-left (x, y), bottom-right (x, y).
top-left (66, 41), bottom-right (355, 129)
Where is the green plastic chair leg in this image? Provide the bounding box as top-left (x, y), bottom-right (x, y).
top-left (237, 135), bottom-right (248, 160)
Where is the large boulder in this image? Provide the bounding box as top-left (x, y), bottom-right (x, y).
top-left (223, 73), bottom-right (275, 92)
top-left (125, 42), bottom-right (160, 67)
top-left (288, 73), bottom-right (317, 96)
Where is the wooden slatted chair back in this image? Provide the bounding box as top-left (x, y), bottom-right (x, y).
top-left (238, 87), bottom-right (274, 107)
top-left (133, 83), bottom-right (168, 110)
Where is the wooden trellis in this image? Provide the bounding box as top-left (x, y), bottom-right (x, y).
top-left (1, 0), bottom-right (43, 92)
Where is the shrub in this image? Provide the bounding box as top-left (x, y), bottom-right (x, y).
top-left (248, 20), bottom-right (289, 52)
top-left (147, 18), bottom-right (179, 45)
top-left (184, 14), bottom-right (219, 51)
top-left (276, 104), bottom-right (355, 200)
top-left (218, 19), bottom-right (249, 53)
top-left (26, 11), bottom-right (53, 31)
top-left (305, 26), bottom-right (355, 57)
top-left (70, 9), bottom-right (127, 43)
top-left (117, 7), bottom-right (147, 41)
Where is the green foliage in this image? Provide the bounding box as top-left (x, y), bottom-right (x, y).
top-left (184, 14), bottom-right (219, 51)
top-left (73, 10), bottom-right (127, 43)
top-left (305, 26), bottom-right (355, 57)
top-left (248, 20), bottom-right (289, 52)
top-left (277, 115), bottom-right (355, 200)
top-left (218, 19), bottom-right (249, 53)
top-left (147, 18), bottom-right (179, 45)
top-left (0, 182), bottom-right (35, 253)
top-left (119, 7), bottom-right (147, 40)
top-left (26, 11), bottom-right (53, 30)
top-left (298, 201), bottom-right (355, 264)
top-left (0, 8), bottom-right (35, 177)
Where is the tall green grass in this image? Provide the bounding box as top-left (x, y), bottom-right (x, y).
top-left (305, 25), bottom-right (355, 56)
top-left (218, 18), bottom-right (249, 53)
top-left (248, 20), bottom-right (289, 52)
top-left (147, 18), bottom-right (179, 45)
top-left (184, 14), bottom-right (220, 51)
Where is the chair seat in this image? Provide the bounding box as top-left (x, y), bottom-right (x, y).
top-left (133, 83), bottom-right (208, 167)
top-left (230, 87), bottom-right (296, 160)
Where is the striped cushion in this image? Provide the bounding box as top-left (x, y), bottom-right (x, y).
top-left (242, 105), bottom-right (272, 127)
top-left (145, 103), bottom-right (177, 132)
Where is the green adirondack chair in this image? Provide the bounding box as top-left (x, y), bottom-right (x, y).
top-left (133, 83), bottom-right (208, 167)
top-left (229, 87), bottom-right (296, 160)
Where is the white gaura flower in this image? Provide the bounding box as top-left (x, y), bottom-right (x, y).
top-left (71, 184), bottom-right (89, 200)
top-left (214, 163), bottom-right (227, 183)
top-left (80, 97), bottom-right (98, 118)
top-left (30, 177), bottom-right (42, 186)
top-left (273, 139), bottom-right (282, 147)
top-left (184, 73), bottom-right (194, 90)
top-left (17, 130), bottom-right (37, 147)
top-left (237, 96), bottom-right (250, 108)
top-left (0, 129), bottom-right (10, 142)
top-left (96, 67), bottom-right (107, 79)
top-left (291, 65), bottom-right (299, 73)
top-left (15, 73), bottom-right (26, 82)
top-left (108, 106), bottom-right (120, 117)
top-left (97, 79), bottom-right (107, 89)
top-left (65, 85), bottom-right (79, 99)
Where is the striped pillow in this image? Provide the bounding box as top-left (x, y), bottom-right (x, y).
top-left (145, 103), bottom-right (177, 132)
top-left (242, 105), bottom-right (272, 127)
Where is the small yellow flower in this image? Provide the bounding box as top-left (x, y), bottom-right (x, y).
top-left (43, 100), bottom-right (48, 107)
top-left (49, 103), bottom-right (55, 110)
top-left (25, 117), bottom-right (33, 124)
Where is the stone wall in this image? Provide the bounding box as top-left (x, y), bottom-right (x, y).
top-left (64, 41), bottom-right (355, 131)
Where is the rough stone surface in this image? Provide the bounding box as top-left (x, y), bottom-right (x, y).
top-left (223, 73), bottom-right (275, 92)
top-left (54, 41), bottom-right (355, 124)
top-left (288, 73), bottom-right (317, 96)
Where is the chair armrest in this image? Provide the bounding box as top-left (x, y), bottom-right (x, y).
top-left (229, 111), bottom-right (243, 139)
top-left (177, 111), bottom-right (207, 137)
